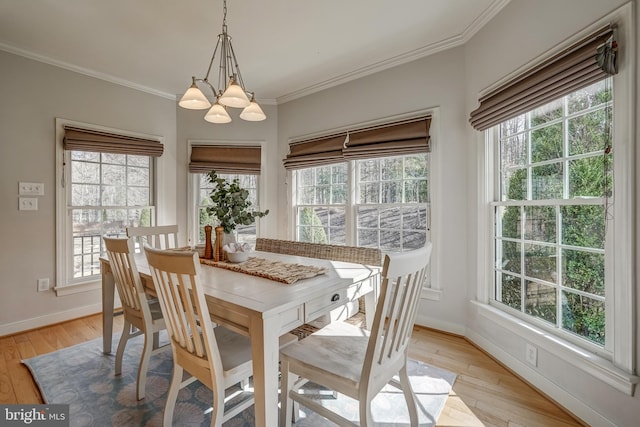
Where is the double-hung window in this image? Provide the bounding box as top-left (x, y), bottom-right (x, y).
top-left (287, 117), bottom-right (431, 252)
top-left (55, 122), bottom-right (163, 292)
top-left (188, 142), bottom-right (265, 246)
top-left (472, 21), bottom-right (635, 378)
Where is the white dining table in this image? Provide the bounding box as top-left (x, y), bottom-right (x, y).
top-left (100, 250), bottom-right (380, 427)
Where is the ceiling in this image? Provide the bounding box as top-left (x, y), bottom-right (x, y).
top-left (0, 0), bottom-right (509, 104)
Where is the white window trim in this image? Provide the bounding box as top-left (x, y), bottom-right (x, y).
top-left (474, 3), bottom-right (637, 393)
top-left (54, 118), bottom-right (161, 295)
top-left (186, 139), bottom-right (267, 247)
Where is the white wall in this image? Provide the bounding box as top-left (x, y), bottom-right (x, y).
top-left (464, 0), bottom-right (638, 426)
top-left (0, 51), bottom-right (177, 334)
top-left (277, 46), bottom-right (471, 334)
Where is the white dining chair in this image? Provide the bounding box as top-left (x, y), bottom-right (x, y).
top-left (103, 236), bottom-right (168, 401)
top-left (144, 246), bottom-right (298, 427)
top-left (126, 225), bottom-right (179, 253)
top-left (279, 243), bottom-right (433, 427)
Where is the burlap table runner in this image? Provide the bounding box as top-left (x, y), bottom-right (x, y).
top-left (200, 257), bottom-right (326, 284)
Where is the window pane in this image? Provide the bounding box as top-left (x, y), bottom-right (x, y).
top-left (501, 168), bottom-right (527, 201)
top-left (380, 230), bottom-right (401, 251)
top-left (524, 243), bottom-right (556, 283)
top-left (531, 163), bottom-right (563, 200)
top-left (402, 206), bottom-right (426, 230)
top-left (360, 183), bottom-right (379, 203)
top-left (530, 99), bottom-right (562, 126)
top-left (498, 272), bottom-right (521, 310)
top-left (568, 107), bottom-right (611, 156)
top-left (499, 240), bottom-right (521, 274)
top-left (501, 134), bottom-right (527, 169)
top-left (381, 181), bottom-right (401, 203)
top-left (561, 205), bottom-right (604, 249)
top-left (72, 160), bottom-right (99, 184)
top-left (499, 206), bottom-right (521, 239)
top-left (127, 187), bottom-right (149, 206)
top-left (568, 156), bottom-right (607, 198)
top-left (500, 115), bottom-right (526, 137)
top-left (359, 159), bottom-right (379, 181)
top-left (526, 280), bottom-right (556, 323)
top-left (358, 229), bottom-right (378, 247)
top-left (380, 207), bottom-right (400, 229)
top-left (562, 292), bottom-right (605, 345)
top-left (127, 166), bottom-right (149, 187)
top-left (71, 184), bottom-right (100, 206)
top-left (381, 157), bottom-right (402, 180)
top-left (524, 206), bottom-right (555, 243)
top-left (562, 249), bottom-right (604, 296)
top-left (357, 207), bottom-right (379, 228)
top-left (331, 184), bottom-right (347, 204)
top-left (567, 79), bottom-right (611, 114)
top-left (531, 122), bottom-right (563, 163)
top-left (102, 164), bottom-right (126, 186)
top-left (102, 153), bottom-right (125, 165)
top-left (403, 231), bottom-right (426, 250)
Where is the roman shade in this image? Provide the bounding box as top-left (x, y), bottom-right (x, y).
top-left (284, 116), bottom-right (431, 170)
top-left (189, 145), bottom-right (262, 174)
top-left (63, 126), bottom-right (164, 157)
top-left (283, 133), bottom-right (347, 170)
top-left (342, 117), bottom-right (431, 160)
top-left (469, 24), bottom-right (618, 131)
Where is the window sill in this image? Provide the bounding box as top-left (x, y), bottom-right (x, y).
top-left (471, 300), bottom-right (639, 396)
top-left (55, 280), bottom-right (101, 296)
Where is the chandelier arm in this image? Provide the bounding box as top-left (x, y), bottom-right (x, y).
top-left (203, 35), bottom-right (222, 94)
top-left (227, 40), bottom-right (246, 92)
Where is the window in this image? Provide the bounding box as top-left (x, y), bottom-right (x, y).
top-left (68, 151), bottom-right (154, 280)
top-left (187, 142), bottom-right (265, 247)
top-left (196, 172), bottom-right (261, 245)
top-left (288, 117), bottom-right (431, 253)
top-left (494, 80), bottom-right (611, 347)
top-left (56, 121), bottom-right (162, 292)
top-left (293, 153), bottom-right (429, 251)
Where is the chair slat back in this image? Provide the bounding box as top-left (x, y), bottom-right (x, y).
top-left (364, 243), bottom-right (432, 378)
top-left (144, 247), bottom-right (223, 372)
top-left (103, 237), bottom-right (146, 313)
top-left (126, 225), bottom-right (179, 253)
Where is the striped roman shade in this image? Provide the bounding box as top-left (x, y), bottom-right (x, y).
top-left (469, 24), bottom-right (618, 131)
top-left (189, 145), bottom-right (262, 174)
top-left (63, 126), bottom-right (164, 157)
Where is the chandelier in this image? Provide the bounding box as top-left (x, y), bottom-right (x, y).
top-left (178, 0), bottom-right (266, 123)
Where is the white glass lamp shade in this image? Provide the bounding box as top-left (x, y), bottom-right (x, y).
top-left (219, 79), bottom-right (250, 108)
top-left (239, 100), bottom-right (266, 121)
top-left (204, 102), bottom-right (232, 123)
top-left (179, 83), bottom-right (212, 110)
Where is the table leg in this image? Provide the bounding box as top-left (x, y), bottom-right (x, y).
top-left (101, 260), bottom-right (115, 354)
top-left (249, 315), bottom-right (280, 427)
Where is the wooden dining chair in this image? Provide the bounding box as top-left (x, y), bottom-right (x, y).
top-left (143, 246), bottom-right (260, 427)
top-left (103, 236), bottom-right (168, 401)
top-left (126, 225), bottom-right (179, 253)
top-left (279, 243), bottom-right (433, 427)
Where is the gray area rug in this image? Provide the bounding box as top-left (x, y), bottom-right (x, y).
top-left (23, 332), bottom-right (456, 426)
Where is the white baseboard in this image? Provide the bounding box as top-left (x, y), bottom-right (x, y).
top-left (465, 329), bottom-right (615, 427)
top-left (0, 303), bottom-right (103, 337)
top-left (414, 314), bottom-right (466, 335)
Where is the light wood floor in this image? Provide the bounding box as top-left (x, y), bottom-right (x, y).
top-left (1, 313), bottom-right (584, 426)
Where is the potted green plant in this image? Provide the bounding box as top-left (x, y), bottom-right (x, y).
top-left (205, 171), bottom-right (269, 260)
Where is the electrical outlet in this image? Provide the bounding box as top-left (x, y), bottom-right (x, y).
top-left (19, 182), bottom-right (44, 196)
top-left (19, 197), bottom-right (38, 211)
top-left (526, 343), bottom-right (538, 367)
top-left (37, 278), bottom-right (50, 292)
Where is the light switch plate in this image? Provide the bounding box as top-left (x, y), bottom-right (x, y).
top-left (19, 197), bottom-right (38, 211)
top-left (19, 182), bottom-right (44, 196)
